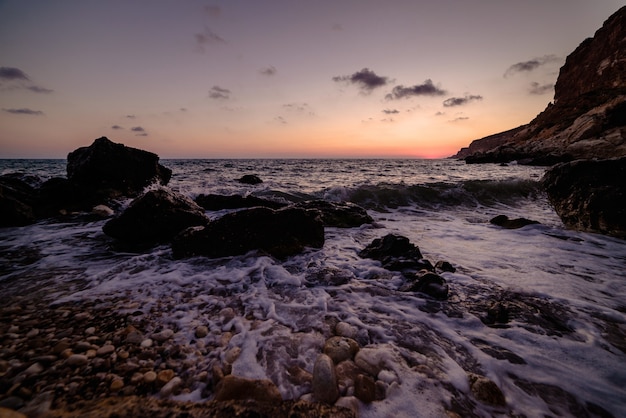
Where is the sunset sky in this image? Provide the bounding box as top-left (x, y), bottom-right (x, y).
top-left (1, 1), bottom-right (623, 159)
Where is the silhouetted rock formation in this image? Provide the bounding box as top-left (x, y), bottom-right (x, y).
top-left (453, 6), bottom-right (626, 164)
top-left (542, 157), bottom-right (626, 238)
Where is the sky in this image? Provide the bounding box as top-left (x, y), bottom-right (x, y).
top-left (1, 1), bottom-right (624, 159)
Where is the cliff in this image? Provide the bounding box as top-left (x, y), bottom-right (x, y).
top-left (454, 6), bottom-right (626, 165)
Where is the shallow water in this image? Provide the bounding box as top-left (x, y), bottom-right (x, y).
top-left (1, 159), bottom-right (625, 417)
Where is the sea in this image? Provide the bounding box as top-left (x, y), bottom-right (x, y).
top-left (1, 158), bottom-right (625, 417)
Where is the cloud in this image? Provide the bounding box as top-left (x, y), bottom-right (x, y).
top-left (209, 85), bottom-right (231, 99)
top-left (204, 5), bottom-right (221, 18)
top-left (125, 114), bottom-right (136, 119)
top-left (382, 109), bottom-right (400, 114)
top-left (111, 125), bottom-right (123, 130)
top-left (332, 68), bottom-right (391, 92)
top-left (385, 79), bottom-right (446, 100)
top-left (504, 55), bottom-right (560, 77)
top-left (450, 116), bottom-right (469, 122)
top-left (0, 67), bottom-right (30, 81)
top-left (194, 26), bottom-right (226, 51)
top-left (274, 116), bottom-right (287, 125)
top-left (3, 108), bottom-right (44, 115)
top-left (131, 126), bottom-right (148, 136)
top-left (259, 66), bottom-right (277, 76)
top-left (529, 82), bottom-right (554, 95)
top-left (443, 95), bottom-right (483, 107)
top-left (26, 85), bottom-right (54, 94)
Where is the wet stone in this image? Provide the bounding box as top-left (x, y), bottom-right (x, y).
top-left (195, 325), bottom-right (209, 338)
top-left (312, 354), bottom-right (339, 404)
top-left (66, 354), bottom-right (89, 367)
top-left (96, 344), bottom-right (115, 357)
top-left (323, 336), bottom-right (360, 364)
top-left (354, 374), bottom-right (376, 403)
top-left (143, 370), bottom-right (157, 384)
top-left (157, 369), bottom-right (175, 385)
top-left (152, 328), bottom-right (174, 342)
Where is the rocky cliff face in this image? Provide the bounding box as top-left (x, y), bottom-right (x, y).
top-left (454, 6), bottom-right (626, 164)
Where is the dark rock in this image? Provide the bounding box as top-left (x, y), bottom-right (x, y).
top-left (482, 302), bottom-right (510, 326)
top-left (214, 375), bottom-right (282, 403)
top-left (35, 177), bottom-right (97, 217)
top-left (489, 215), bottom-right (540, 229)
top-left (358, 234), bottom-right (427, 273)
top-left (354, 374), bottom-right (376, 404)
top-left (542, 157), bottom-right (626, 238)
top-left (312, 354), bottom-right (339, 404)
top-left (294, 200), bottom-right (373, 228)
top-left (468, 373), bottom-right (506, 406)
top-left (195, 193), bottom-right (286, 210)
top-left (0, 176), bottom-right (36, 226)
top-left (103, 188), bottom-right (209, 246)
top-left (400, 271), bottom-right (449, 300)
top-left (237, 174), bottom-right (263, 185)
top-left (172, 206), bottom-right (324, 258)
top-left (435, 260), bottom-right (456, 273)
top-left (67, 137), bottom-right (172, 196)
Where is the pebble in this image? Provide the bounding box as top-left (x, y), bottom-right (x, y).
top-left (468, 373), bottom-right (506, 406)
top-left (23, 362), bottom-right (44, 376)
top-left (323, 336), bottom-right (359, 364)
top-left (354, 374), bottom-right (376, 403)
top-left (225, 347), bottom-right (241, 364)
top-left (140, 339), bottom-right (153, 348)
top-left (214, 375), bottom-right (282, 403)
top-left (85, 327), bottom-right (96, 335)
top-left (26, 328), bottom-right (39, 338)
top-left (159, 376), bottom-right (182, 397)
top-left (66, 354), bottom-right (89, 367)
top-left (152, 329), bottom-right (174, 342)
top-left (126, 331), bottom-right (144, 345)
top-left (143, 371), bottom-right (157, 384)
top-left (74, 341), bottom-right (93, 352)
top-left (195, 325), bottom-right (209, 338)
top-left (109, 379), bottom-right (124, 391)
top-left (335, 322), bottom-right (358, 339)
top-left (96, 344), bottom-right (115, 357)
top-left (312, 354), bottom-right (339, 404)
top-left (157, 369), bottom-right (175, 385)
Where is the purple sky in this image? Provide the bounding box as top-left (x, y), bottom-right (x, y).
top-left (1, 1), bottom-right (623, 158)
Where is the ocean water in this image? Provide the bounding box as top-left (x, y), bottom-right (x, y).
top-left (1, 158), bottom-right (625, 417)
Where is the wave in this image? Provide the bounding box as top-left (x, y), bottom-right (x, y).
top-left (322, 179), bottom-right (544, 210)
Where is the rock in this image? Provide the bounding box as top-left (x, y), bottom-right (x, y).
top-left (359, 234), bottom-right (428, 273)
top-left (143, 371), bottom-right (157, 384)
top-left (312, 354), bottom-right (339, 404)
top-left (214, 375), bottom-right (282, 403)
top-left (456, 7), bottom-right (626, 164)
top-left (335, 322), bottom-right (358, 339)
top-left (400, 271), bottom-right (449, 300)
top-left (323, 337), bottom-right (359, 364)
top-left (435, 260), bottom-right (456, 273)
top-left (159, 376), bottom-right (182, 397)
top-left (140, 339), bottom-right (153, 348)
top-left (490, 215), bottom-right (540, 229)
top-left (468, 373), bottom-right (506, 406)
top-left (92, 204), bottom-right (114, 218)
top-left (194, 325), bottom-right (209, 338)
top-left (354, 347), bottom-right (395, 378)
top-left (354, 374), bottom-right (376, 403)
top-left (110, 379), bottom-right (124, 391)
top-left (172, 206), bottom-right (324, 259)
top-left (293, 200), bottom-right (373, 227)
top-left (152, 329), bottom-right (174, 342)
top-left (103, 188), bottom-right (209, 247)
top-left (67, 136), bottom-right (171, 196)
top-left (0, 407), bottom-right (27, 418)
top-left (157, 369), bottom-right (175, 386)
top-left (23, 362), bottom-right (44, 376)
top-left (0, 175), bottom-right (36, 226)
top-left (66, 354), bottom-right (89, 367)
top-left (96, 344), bottom-right (115, 357)
top-left (237, 174), bottom-right (263, 185)
top-left (542, 157), bottom-right (626, 238)
top-left (194, 194), bottom-right (286, 210)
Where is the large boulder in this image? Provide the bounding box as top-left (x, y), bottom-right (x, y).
top-left (172, 206), bottom-right (324, 258)
top-left (358, 234), bottom-right (431, 273)
top-left (103, 188), bottom-right (209, 246)
top-left (67, 137), bottom-right (172, 196)
top-left (294, 200), bottom-right (373, 228)
top-left (195, 194), bottom-right (287, 210)
top-left (542, 157), bottom-right (626, 238)
top-left (0, 176), bottom-right (37, 226)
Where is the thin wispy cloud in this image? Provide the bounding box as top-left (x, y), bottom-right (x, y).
top-left (443, 95), bottom-right (483, 107)
top-left (111, 125), bottom-right (123, 130)
top-left (450, 116), bottom-right (469, 122)
top-left (125, 114), bottom-right (136, 119)
top-left (26, 85), bottom-right (54, 94)
top-left (194, 26), bottom-right (226, 52)
top-left (386, 79), bottom-right (446, 100)
top-left (382, 109), bottom-right (400, 114)
top-left (209, 85), bottom-right (231, 100)
top-left (333, 68), bottom-right (391, 92)
top-left (529, 82), bottom-right (554, 95)
top-left (3, 108), bottom-right (44, 115)
top-left (259, 66), bottom-right (277, 76)
top-left (131, 126), bottom-right (146, 133)
top-left (504, 55), bottom-right (560, 77)
top-left (0, 67), bottom-right (29, 81)
top-left (282, 102), bottom-right (314, 116)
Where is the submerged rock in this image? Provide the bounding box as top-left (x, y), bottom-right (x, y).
top-left (214, 375), bottom-right (282, 403)
top-left (489, 215), bottom-right (540, 229)
top-left (294, 200), bottom-right (373, 227)
top-left (542, 157), bottom-right (626, 238)
top-left (103, 188), bottom-right (209, 247)
top-left (359, 234), bottom-right (428, 273)
top-left (195, 193), bottom-right (286, 210)
top-left (400, 271), bottom-right (449, 300)
top-left (468, 373), bottom-right (506, 406)
top-left (172, 206), bottom-right (324, 258)
top-left (237, 174), bottom-right (263, 185)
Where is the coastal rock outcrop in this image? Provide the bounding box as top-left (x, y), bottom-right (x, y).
top-left (358, 233), bottom-right (429, 273)
top-left (194, 193), bottom-right (287, 210)
top-left (172, 206), bottom-right (324, 258)
top-left (294, 200), bottom-right (373, 228)
top-left (0, 176), bottom-right (36, 227)
top-left (67, 137), bottom-right (171, 195)
top-left (103, 188), bottom-right (209, 247)
top-left (542, 157), bottom-right (626, 238)
top-left (453, 6), bottom-right (626, 164)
